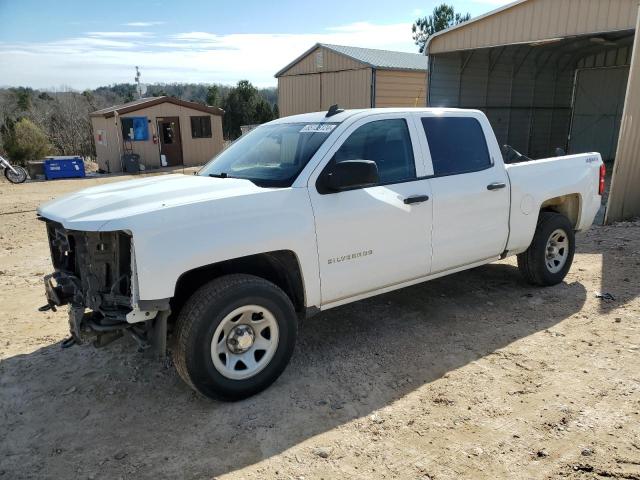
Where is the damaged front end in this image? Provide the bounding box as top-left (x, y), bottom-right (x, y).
top-left (40, 220), bottom-right (167, 354)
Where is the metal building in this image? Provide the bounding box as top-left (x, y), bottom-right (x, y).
top-left (425, 0), bottom-right (640, 223)
top-left (90, 96), bottom-right (224, 173)
top-left (276, 44), bottom-right (429, 117)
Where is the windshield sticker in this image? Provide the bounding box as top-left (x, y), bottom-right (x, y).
top-left (300, 124), bottom-right (337, 133)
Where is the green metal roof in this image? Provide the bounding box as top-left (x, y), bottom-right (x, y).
top-left (275, 43), bottom-right (429, 77)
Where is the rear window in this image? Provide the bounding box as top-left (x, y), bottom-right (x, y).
top-left (421, 117), bottom-right (491, 176)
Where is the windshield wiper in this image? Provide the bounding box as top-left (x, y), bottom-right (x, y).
top-left (209, 172), bottom-right (230, 178)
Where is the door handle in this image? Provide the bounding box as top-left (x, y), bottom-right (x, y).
top-left (487, 182), bottom-right (507, 191)
top-left (403, 195), bottom-right (430, 205)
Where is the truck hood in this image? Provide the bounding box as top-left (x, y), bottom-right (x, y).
top-left (37, 174), bottom-right (265, 230)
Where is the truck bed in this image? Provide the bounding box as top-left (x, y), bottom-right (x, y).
top-left (504, 153), bottom-right (603, 254)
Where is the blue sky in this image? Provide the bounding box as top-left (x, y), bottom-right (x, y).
top-left (0, 0), bottom-right (511, 89)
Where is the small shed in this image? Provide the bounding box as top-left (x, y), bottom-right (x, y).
top-left (275, 43), bottom-right (429, 117)
top-left (90, 96), bottom-right (224, 173)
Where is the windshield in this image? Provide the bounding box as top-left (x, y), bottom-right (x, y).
top-left (198, 122), bottom-right (339, 187)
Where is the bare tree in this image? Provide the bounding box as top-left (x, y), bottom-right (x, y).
top-left (45, 90), bottom-right (95, 158)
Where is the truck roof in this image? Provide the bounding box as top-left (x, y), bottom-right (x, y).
top-left (270, 107), bottom-right (474, 124)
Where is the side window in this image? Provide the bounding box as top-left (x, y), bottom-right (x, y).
top-left (190, 116), bottom-right (212, 139)
top-left (121, 116), bottom-right (149, 141)
top-left (333, 119), bottom-right (416, 184)
top-left (421, 117), bottom-right (491, 176)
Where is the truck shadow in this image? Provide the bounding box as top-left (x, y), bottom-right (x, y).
top-left (575, 222), bottom-right (639, 314)
top-left (0, 262), bottom-right (586, 479)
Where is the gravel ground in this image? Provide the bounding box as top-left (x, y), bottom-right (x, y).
top-left (0, 174), bottom-right (638, 480)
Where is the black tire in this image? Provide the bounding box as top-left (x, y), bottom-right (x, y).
top-left (4, 166), bottom-right (27, 184)
top-left (173, 274), bottom-right (297, 401)
top-left (517, 211), bottom-right (575, 286)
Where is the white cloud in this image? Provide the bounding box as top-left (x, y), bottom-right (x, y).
top-left (123, 21), bottom-right (166, 27)
top-left (86, 31), bottom-right (155, 38)
top-left (0, 22), bottom-right (418, 89)
top-left (171, 32), bottom-right (219, 40)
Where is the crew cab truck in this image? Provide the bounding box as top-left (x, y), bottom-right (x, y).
top-left (38, 107), bottom-right (605, 400)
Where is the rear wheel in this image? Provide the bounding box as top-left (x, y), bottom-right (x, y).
top-left (173, 274), bottom-right (297, 400)
top-left (517, 212), bottom-right (575, 286)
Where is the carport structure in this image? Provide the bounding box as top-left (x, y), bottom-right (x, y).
top-left (425, 0), bottom-right (640, 223)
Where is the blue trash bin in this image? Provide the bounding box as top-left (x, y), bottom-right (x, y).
top-left (43, 156), bottom-right (85, 180)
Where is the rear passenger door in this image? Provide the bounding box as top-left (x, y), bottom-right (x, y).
top-left (417, 114), bottom-right (509, 273)
top-left (308, 114), bottom-right (433, 305)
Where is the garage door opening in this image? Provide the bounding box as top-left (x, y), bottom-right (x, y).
top-left (569, 66), bottom-right (629, 162)
top-left (428, 30), bottom-right (635, 222)
top-left (429, 31), bottom-right (634, 158)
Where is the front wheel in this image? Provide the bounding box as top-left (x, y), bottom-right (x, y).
top-left (173, 274), bottom-right (298, 401)
top-left (517, 211), bottom-right (575, 286)
top-left (4, 166), bottom-right (27, 184)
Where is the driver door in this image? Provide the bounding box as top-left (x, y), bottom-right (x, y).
top-left (308, 114), bottom-right (433, 306)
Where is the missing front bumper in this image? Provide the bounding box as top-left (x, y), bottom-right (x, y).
top-left (40, 220), bottom-right (169, 356)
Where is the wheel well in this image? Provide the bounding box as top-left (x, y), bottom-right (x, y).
top-left (170, 251), bottom-right (306, 319)
top-left (540, 193), bottom-right (581, 228)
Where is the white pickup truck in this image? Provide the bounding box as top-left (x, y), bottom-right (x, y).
top-left (38, 107), bottom-right (605, 400)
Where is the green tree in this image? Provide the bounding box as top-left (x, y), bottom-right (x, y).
top-left (236, 80), bottom-right (257, 102)
top-left (412, 4), bottom-right (471, 53)
top-left (206, 85), bottom-right (220, 106)
top-left (12, 88), bottom-right (32, 111)
top-left (222, 86), bottom-right (250, 139)
top-left (2, 118), bottom-right (51, 164)
top-left (222, 80), bottom-right (275, 139)
top-left (254, 98), bottom-right (274, 124)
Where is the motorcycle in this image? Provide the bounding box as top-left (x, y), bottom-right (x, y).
top-left (0, 155), bottom-right (28, 184)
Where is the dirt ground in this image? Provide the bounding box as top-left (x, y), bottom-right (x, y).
top-left (0, 173), bottom-right (638, 480)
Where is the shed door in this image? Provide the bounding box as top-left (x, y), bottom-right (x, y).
top-left (569, 67), bottom-right (629, 161)
top-left (157, 117), bottom-right (183, 166)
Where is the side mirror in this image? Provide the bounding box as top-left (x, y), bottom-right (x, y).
top-left (325, 160), bottom-right (379, 192)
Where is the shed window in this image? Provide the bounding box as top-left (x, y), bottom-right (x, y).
top-left (421, 117), bottom-right (491, 177)
top-left (191, 116), bottom-right (212, 138)
top-left (121, 116), bottom-right (149, 141)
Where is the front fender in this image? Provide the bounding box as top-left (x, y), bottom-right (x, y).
top-left (104, 188), bottom-right (321, 308)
